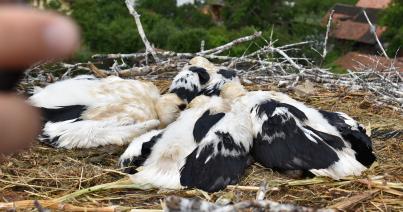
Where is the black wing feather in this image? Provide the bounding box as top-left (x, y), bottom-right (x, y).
top-left (40, 105), bottom-right (87, 123)
top-left (180, 143), bottom-right (249, 192)
top-left (251, 100), bottom-right (342, 171)
top-left (193, 110), bottom-right (225, 143)
top-left (319, 110), bottom-right (376, 167)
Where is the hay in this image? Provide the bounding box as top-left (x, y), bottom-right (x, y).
top-left (1, 81), bottom-right (402, 211)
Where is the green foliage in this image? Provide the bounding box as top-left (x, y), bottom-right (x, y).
top-left (71, 0), bottom-right (142, 56)
top-left (136, 0), bottom-right (177, 18)
top-left (47, 0), bottom-right (62, 10)
top-left (222, 0), bottom-right (286, 29)
top-left (148, 18), bottom-right (178, 48)
top-left (174, 4), bottom-right (214, 28)
top-left (167, 28), bottom-right (208, 52)
top-left (69, 0), bottom-right (399, 73)
top-left (381, 0), bottom-right (403, 56)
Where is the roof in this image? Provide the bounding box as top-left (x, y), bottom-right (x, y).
top-left (331, 4), bottom-right (380, 23)
top-left (324, 4), bottom-right (386, 44)
top-left (330, 19), bottom-right (386, 44)
top-left (356, 0), bottom-right (392, 9)
top-left (336, 52), bottom-right (403, 72)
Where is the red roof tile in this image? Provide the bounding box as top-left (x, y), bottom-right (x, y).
top-left (330, 20), bottom-right (386, 44)
top-left (356, 0), bottom-right (391, 9)
top-left (336, 52), bottom-right (403, 72)
top-left (322, 4), bottom-right (386, 44)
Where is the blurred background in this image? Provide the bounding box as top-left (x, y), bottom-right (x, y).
top-left (29, 0), bottom-right (402, 73)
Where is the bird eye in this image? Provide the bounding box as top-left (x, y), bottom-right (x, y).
top-left (178, 104), bottom-right (187, 111)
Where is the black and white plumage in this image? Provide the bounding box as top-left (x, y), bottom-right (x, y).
top-left (225, 82), bottom-right (376, 179)
top-left (157, 60), bottom-right (239, 126)
top-left (168, 66), bottom-right (210, 104)
top-left (188, 56), bottom-right (240, 97)
top-left (119, 95), bottom-right (253, 192)
top-left (28, 58), bottom-right (238, 149)
top-left (29, 75), bottom-right (164, 149)
top-left (120, 79), bottom-right (376, 192)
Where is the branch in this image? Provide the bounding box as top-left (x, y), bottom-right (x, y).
top-left (164, 196), bottom-right (334, 212)
top-left (198, 31), bottom-right (262, 55)
top-left (125, 0), bottom-right (160, 63)
top-left (362, 10), bottom-right (389, 59)
top-left (323, 10), bottom-right (334, 59)
top-left (0, 200), bottom-right (126, 212)
top-left (329, 190), bottom-right (379, 211)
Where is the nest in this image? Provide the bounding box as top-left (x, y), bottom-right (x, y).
top-left (1, 80), bottom-right (402, 211)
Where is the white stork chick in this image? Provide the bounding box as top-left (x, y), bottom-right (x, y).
top-left (189, 56), bottom-right (240, 97)
top-left (222, 82), bottom-right (376, 179)
top-left (157, 58), bottom-right (240, 127)
top-left (119, 94), bottom-right (253, 192)
top-left (29, 74), bottom-right (190, 149)
top-left (28, 57), bottom-right (234, 149)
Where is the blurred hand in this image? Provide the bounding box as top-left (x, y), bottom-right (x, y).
top-left (0, 4), bottom-right (80, 154)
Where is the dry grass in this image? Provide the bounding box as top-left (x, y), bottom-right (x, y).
top-left (1, 80), bottom-right (402, 211)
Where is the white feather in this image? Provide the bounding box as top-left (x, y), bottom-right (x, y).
top-left (310, 148), bottom-right (367, 179)
top-left (42, 119), bottom-right (160, 149)
top-left (28, 76), bottom-right (100, 108)
top-left (119, 129), bottom-right (163, 165)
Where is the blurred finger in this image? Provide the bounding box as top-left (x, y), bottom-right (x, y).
top-left (0, 71), bottom-right (23, 91)
top-left (0, 5), bottom-right (80, 69)
top-left (0, 94), bottom-right (41, 154)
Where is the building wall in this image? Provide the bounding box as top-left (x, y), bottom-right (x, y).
top-left (177, 0), bottom-right (195, 7)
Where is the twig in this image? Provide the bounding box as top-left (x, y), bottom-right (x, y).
top-left (322, 10), bottom-right (334, 60)
top-left (125, 0), bottom-right (160, 63)
top-left (329, 190), bottom-right (379, 210)
top-left (362, 10), bottom-right (389, 59)
top-left (164, 196), bottom-right (334, 212)
top-left (256, 181), bottom-right (268, 201)
top-left (0, 199), bottom-right (130, 211)
top-left (198, 31), bottom-right (262, 55)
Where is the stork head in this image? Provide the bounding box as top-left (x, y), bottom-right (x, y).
top-left (220, 81), bottom-right (247, 101)
top-left (155, 93), bottom-right (186, 128)
top-left (189, 56), bottom-right (217, 73)
top-left (169, 65), bottom-right (210, 103)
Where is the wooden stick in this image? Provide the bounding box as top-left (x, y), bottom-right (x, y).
top-left (125, 0), bottom-right (160, 63)
top-left (329, 190), bottom-right (379, 210)
top-left (255, 181), bottom-right (268, 201)
top-left (198, 31), bottom-right (262, 55)
top-left (322, 10), bottom-right (334, 59)
top-left (0, 200), bottom-right (125, 211)
top-left (362, 10), bottom-right (389, 59)
top-left (164, 196), bottom-right (335, 212)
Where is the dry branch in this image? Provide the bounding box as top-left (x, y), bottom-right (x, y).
top-left (125, 0), bottom-right (160, 63)
top-left (198, 31), bottom-right (262, 55)
top-left (362, 10), bottom-right (389, 59)
top-left (322, 10), bottom-right (334, 59)
top-left (329, 190), bottom-right (379, 210)
top-left (0, 200), bottom-right (124, 212)
top-left (164, 196), bottom-right (335, 212)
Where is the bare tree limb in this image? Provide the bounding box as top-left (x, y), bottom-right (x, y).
top-left (198, 31), bottom-right (262, 55)
top-left (164, 196), bottom-right (335, 212)
top-left (362, 10), bottom-right (389, 59)
top-left (125, 0), bottom-right (160, 63)
top-left (323, 10), bottom-right (334, 59)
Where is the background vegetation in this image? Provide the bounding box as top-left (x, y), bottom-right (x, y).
top-left (40, 0), bottom-right (401, 70)
top-left (380, 0), bottom-right (403, 56)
